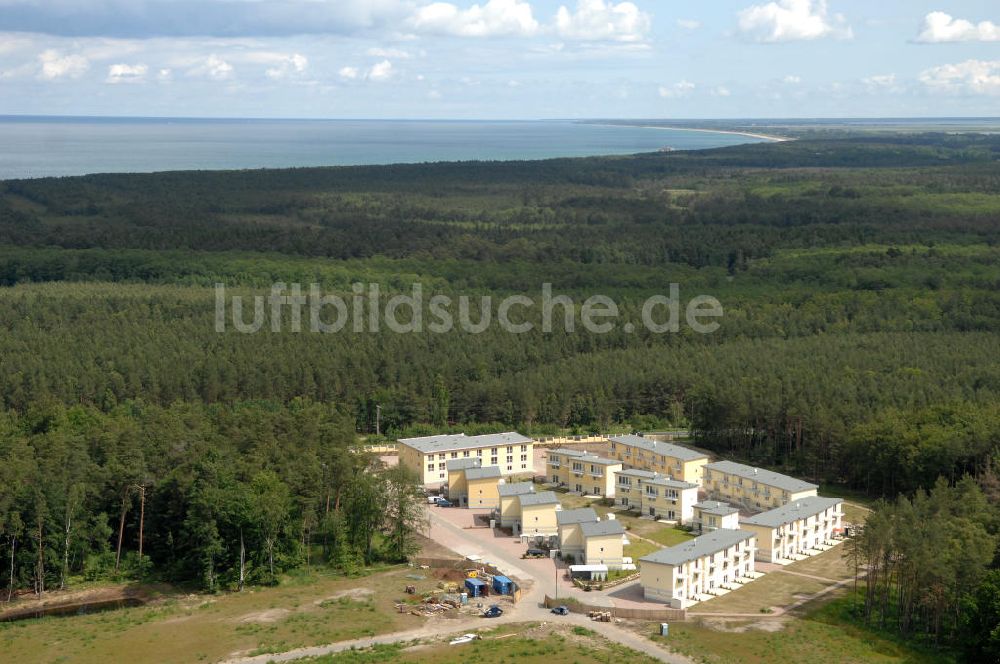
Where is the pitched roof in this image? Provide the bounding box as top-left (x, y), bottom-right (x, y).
top-left (498, 482), bottom-right (536, 497)
top-left (399, 431), bottom-right (532, 454)
top-left (614, 468), bottom-right (659, 480)
top-left (464, 466), bottom-right (502, 481)
top-left (645, 476), bottom-right (699, 490)
top-left (556, 508), bottom-right (599, 526)
top-left (740, 496), bottom-right (843, 528)
top-left (640, 529), bottom-right (755, 567)
top-left (518, 491), bottom-right (559, 507)
top-left (694, 501), bottom-right (739, 517)
top-left (607, 434), bottom-right (708, 462)
top-left (580, 520), bottom-right (626, 538)
top-left (703, 460), bottom-right (818, 493)
top-left (446, 457), bottom-right (482, 472)
top-left (549, 449), bottom-right (621, 466)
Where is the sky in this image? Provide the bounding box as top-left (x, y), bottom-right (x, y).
top-left (0, 0), bottom-right (998, 119)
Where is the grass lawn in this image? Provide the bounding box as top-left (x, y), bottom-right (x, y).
top-left (648, 596), bottom-right (956, 664)
top-left (644, 525), bottom-right (696, 548)
top-left (303, 622), bottom-right (663, 664)
top-left (0, 567), bottom-right (427, 664)
top-left (693, 573), bottom-right (831, 615)
top-left (624, 539), bottom-right (662, 564)
top-left (783, 544), bottom-right (855, 582)
top-left (843, 501), bottom-right (871, 526)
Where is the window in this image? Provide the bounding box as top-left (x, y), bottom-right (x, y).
top-left (520, 444), bottom-right (527, 451)
top-left (521, 454), bottom-right (527, 462)
top-left (427, 464), bottom-right (434, 472)
top-left (521, 463), bottom-right (527, 469)
top-left (507, 455), bottom-right (513, 464)
top-left (451, 452), bottom-right (458, 459)
top-left (438, 462), bottom-right (446, 470)
top-left (507, 446), bottom-right (513, 453)
top-left (463, 450), bottom-right (470, 457)
top-left (491, 457), bottom-right (498, 465)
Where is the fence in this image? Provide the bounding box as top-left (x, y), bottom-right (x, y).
top-left (544, 595), bottom-right (686, 621)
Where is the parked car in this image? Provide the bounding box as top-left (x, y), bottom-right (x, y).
top-left (482, 605), bottom-right (503, 618)
top-left (436, 498), bottom-right (453, 507)
top-left (427, 496), bottom-right (441, 504)
top-left (550, 605), bottom-right (570, 615)
top-left (524, 548), bottom-right (547, 558)
top-left (449, 633), bottom-right (481, 645)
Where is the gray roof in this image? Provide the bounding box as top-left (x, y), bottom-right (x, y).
top-left (498, 482), bottom-right (536, 497)
top-left (640, 529), bottom-right (755, 567)
top-left (740, 496), bottom-right (843, 529)
top-left (518, 491), bottom-right (560, 507)
top-left (694, 501), bottom-right (739, 517)
top-left (446, 457), bottom-right (482, 472)
top-left (614, 468), bottom-right (659, 480)
top-left (556, 508), bottom-right (599, 526)
top-left (464, 466), bottom-right (502, 481)
top-left (549, 449), bottom-right (620, 466)
top-left (703, 460), bottom-right (818, 493)
top-left (399, 431), bottom-right (532, 454)
top-left (645, 476), bottom-right (699, 490)
top-left (607, 434), bottom-right (708, 462)
top-left (548, 448), bottom-right (589, 458)
top-left (580, 520), bottom-right (626, 538)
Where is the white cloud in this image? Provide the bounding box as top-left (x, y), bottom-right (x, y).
top-left (188, 54), bottom-right (233, 80)
top-left (919, 60), bottom-right (1000, 96)
top-left (367, 59), bottom-right (393, 81)
top-left (677, 19), bottom-right (701, 31)
top-left (658, 80), bottom-right (695, 98)
top-left (339, 66), bottom-right (360, 80)
top-left (366, 47), bottom-right (413, 59)
top-left (263, 53), bottom-right (308, 80)
top-left (38, 49), bottom-right (89, 80)
top-left (738, 0), bottom-right (852, 43)
top-left (410, 0), bottom-right (539, 37)
top-left (916, 12), bottom-right (1000, 43)
top-left (106, 63), bottom-right (148, 84)
top-left (783, 74), bottom-right (801, 84)
top-left (711, 86), bottom-right (731, 97)
top-left (862, 73), bottom-right (895, 88)
top-left (555, 1), bottom-right (651, 43)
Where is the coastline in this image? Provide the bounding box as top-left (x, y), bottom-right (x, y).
top-left (588, 122), bottom-right (792, 143)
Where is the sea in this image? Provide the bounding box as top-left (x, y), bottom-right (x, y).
top-left (0, 117), bottom-right (773, 180)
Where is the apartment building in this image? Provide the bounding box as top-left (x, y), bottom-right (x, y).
top-left (702, 460), bottom-right (818, 510)
top-left (613, 468), bottom-right (658, 510)
top-left (580, 520), bottom-right (626, 569)
top-left (446, 457), bottom-right (483, 503)
top-left (739, 496), bottom-right (844, 563)
top-left (398, 432), bottom-right (533, 485)
top-left (693, 501), bottom-right (740, 533)
top-left (547, 448), bottom-right (622, 497)
top-left (517, 491), bottom-right (561, 539)
top-left (463, 466), bottom-right (502, 509)
top-left (640, 529), bottom-right (757, 609)
top-left (556, 508), bottom-right (600, 560)
top-left (640, 476), bottom-right (700, 523)
top-left (606, 434), bottom-right (709, 484)
top-left (498, 482), bottom-right (537, 528)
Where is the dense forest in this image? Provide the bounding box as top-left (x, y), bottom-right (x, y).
top-left (1, 134), bottom-right (999, 649)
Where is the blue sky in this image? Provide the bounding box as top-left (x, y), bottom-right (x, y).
top-left (0, 1), bottom-right (998, 118)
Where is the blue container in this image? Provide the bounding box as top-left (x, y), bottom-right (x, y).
top-left (492, 575), bottom-right (514, 595)
top-left (464, 577), bottom-right (487, 597)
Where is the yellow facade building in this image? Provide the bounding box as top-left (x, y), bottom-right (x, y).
top-left (739, 496), bottom-right (843, 564)
top-left (702, 461), bottom-right (817, 510)
top-left (498, 482), bottom-right (537, 528)
top-left (546, 448), bottom-right (622, 497)
top-left (398, 432), bottom-right (533, 486)
top-left (606, 434), bottom-right (709, 485)
top-left (640, 529), bottom-right (757, 609)
top-left (580, 520), bottom-right (626, 569)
